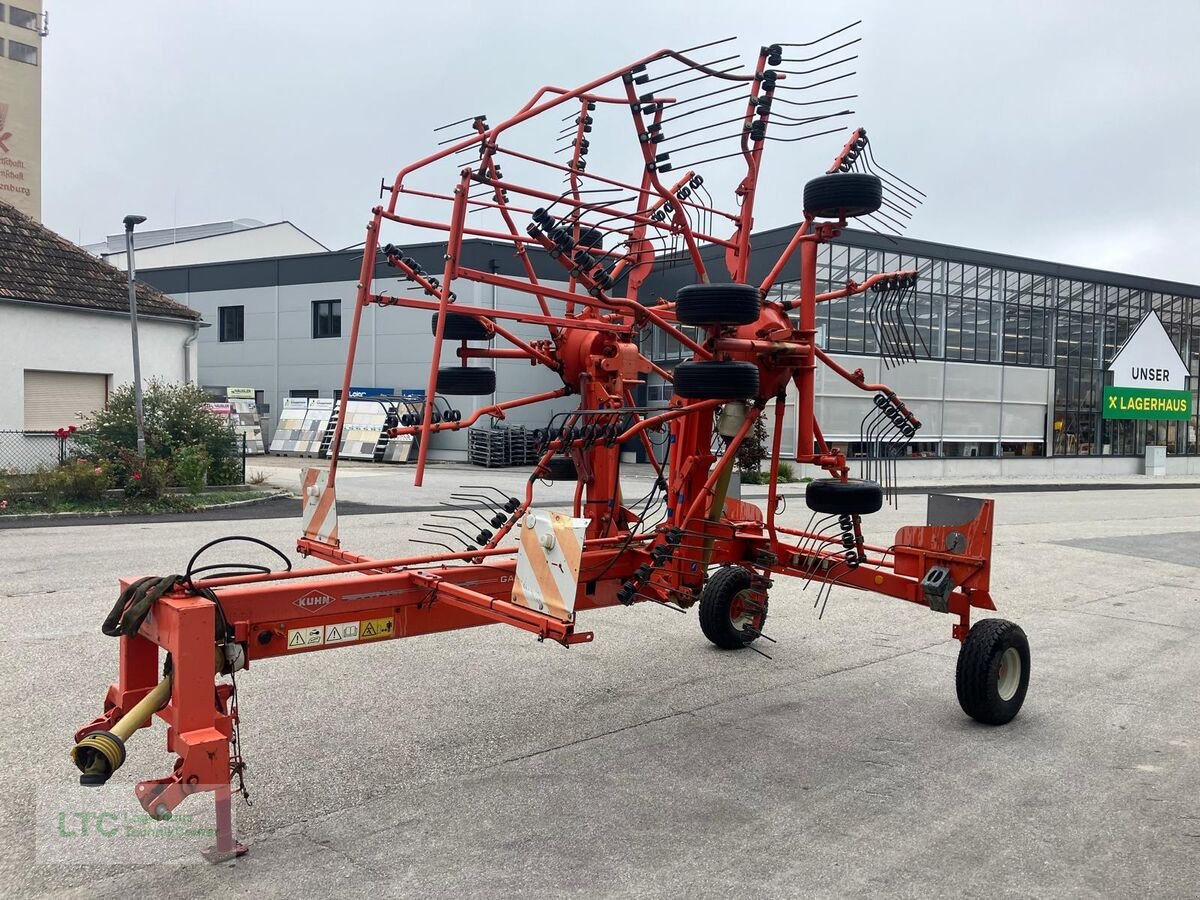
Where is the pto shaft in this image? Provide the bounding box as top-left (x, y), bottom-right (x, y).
top-left (71, 676), bottom-right (171, 786)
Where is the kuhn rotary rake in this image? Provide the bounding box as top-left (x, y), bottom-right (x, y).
top-left (73, 26), bottom-right (1030, 859)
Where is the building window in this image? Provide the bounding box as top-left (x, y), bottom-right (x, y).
top-left (218, 305), bottom-right (244, 342)
top-left (289, 389), bottom-right (320, 399)
top-left (9, 6), bottom-right (37, 30)
top-left (8, 39), bottom-right (37, 65)
top-left (312, 300), bottom-right (341, 339)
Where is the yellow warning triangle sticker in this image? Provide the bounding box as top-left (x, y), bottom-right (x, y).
top-left (362, 621), bottom-right (377, 637)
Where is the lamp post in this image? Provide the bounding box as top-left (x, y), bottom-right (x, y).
top-left (123, 214), bottom-right (148, 456)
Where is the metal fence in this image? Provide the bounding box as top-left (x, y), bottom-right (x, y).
top-left (0, 430), bottom-right (247, 481)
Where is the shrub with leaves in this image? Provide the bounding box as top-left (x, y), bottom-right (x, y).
top-left (120, 453), bottom-right (170, 501)
top-left (735, 415), bottom-right (769, 475)
top-left (173, 445), bottom-right (209, 494)
top-left (34, 461), bottom-right (112, 501)
top-left (77, 379), bottom-right (241, 486)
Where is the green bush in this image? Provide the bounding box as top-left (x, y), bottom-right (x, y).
top-left (77, 379), bottom-right (239, 488)
top-left (173, 446), bottom-right (209, 493)
top-left (776, 462), bottom-right (795, 483)
top-left (208, 454), bottom-right (244, 487)
top-left (121, 453), bottom-right (170, 501)
top-left (33, 461), bottom-right (112, 501)
top-left (735, 415), bottom-right (769, 475)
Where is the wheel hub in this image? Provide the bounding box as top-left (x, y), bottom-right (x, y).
top-left (728, 590), bottom-right (760, 634)
top-left (997, 646), bottom-right (1021, 701)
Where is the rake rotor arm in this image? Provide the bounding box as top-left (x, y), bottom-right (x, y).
top-left (475, 143), bottom-right (559, 328)
top-left (369, 293), bottom-right (626, 335)
top-left (757, 216), bottom-right (819, 295)
top-left (807, 269), bottom-right (919, 304)
top-left (386, 46), bottom-right (737, 211)
top-left (388, 388), bottom-right (571, 438)
top-left (814, 346), bottom-right (909, 399)
top-left (623, 80), bottom-right (711, 282)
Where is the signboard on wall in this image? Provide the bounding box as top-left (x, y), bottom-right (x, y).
top-left (226, 386), bottom-right (257, 400)
top-left (0, 95), bottom-right (40, 220)
top-left (1103, 312), bottom-right (1191, 421)
top-left (349, 386), bottom-right (395, 398)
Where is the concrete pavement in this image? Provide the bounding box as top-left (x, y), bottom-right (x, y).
top-left (1, 486), bottom-right (1198, 897)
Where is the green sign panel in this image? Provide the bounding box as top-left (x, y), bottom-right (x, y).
top-left (1102, 386), bottom-right (1192, 421)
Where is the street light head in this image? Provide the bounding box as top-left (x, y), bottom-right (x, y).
top-left (123, 214), bottom-right (147, 231)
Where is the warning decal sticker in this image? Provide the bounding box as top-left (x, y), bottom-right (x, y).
top-left (287, 626), bottom-right (324, 649)
top-left (324, 621), bottom-right (360, 644)
top-left (283, 616), bottom-right (396, 651)
top-left (359, 617), bottom-right (394, 640)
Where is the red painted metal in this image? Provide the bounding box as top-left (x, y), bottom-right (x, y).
top-left (76, 41), bottom-right (1010, 850)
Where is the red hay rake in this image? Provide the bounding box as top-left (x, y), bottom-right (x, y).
top-left (73, 26), bottom-right (1030, 860)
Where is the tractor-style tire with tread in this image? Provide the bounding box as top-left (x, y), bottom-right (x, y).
top-left (956, 618), bottom-right (1030, 725)
top-left (803, 173), bottom-right (883, 219)
top-left (805, 478), bottom-right (884, 515)
top-left (435, 366), bottom-right (496, 396)
top-left (432, 312), bottom-right (492, 341)
top-left (673, 361), bottom-right (759, 400)
top-left (674, 283), bottom-right (762, 326)
top-left (540, 456), bottom-right (578, 482)
top-left (699, 566), bottom-right (765, 649)
top-left (576, 227), bottom-right (604, 249)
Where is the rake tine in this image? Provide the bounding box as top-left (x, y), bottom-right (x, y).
top-left (779, 21), bottom-right (862, 48)
top-left (780, 37), bottom-right (863, 63)
top-left (774, 56), bottom-right (859, 78)
top-left (743, 627), bottom-right (778, 644)
top-left (746, 642), bottom-right (774, 660)
top-left (865, 140), bottom-right (927, 197)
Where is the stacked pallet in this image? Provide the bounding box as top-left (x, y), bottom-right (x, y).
top-left (468, 425), bottom-right (538, 467)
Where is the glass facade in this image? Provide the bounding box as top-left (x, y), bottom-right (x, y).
top-left (765, 239), bottom-right (1200, 457)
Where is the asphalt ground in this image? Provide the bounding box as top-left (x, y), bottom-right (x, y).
top-left (1, 486), bottom-right (1198, 898)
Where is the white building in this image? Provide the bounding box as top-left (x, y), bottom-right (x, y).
top-left (0, 201), bottom-right (201, 466)
top-left (84, 219), bottom-right (328, 271)
top-left (139, 240), bottom-right (577, 460)
top-left (136, 224), bottom-right (1200, 476)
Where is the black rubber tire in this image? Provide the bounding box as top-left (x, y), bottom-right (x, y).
top-left (804, 478), bottom-right (883, 515)
top-left (674, 283), bottom-right (762, 326)
top-left (435, 366), bottom-right (496, 396)
top-left (576, 226), bottom-right (604, 249)
top-left (803, 173), bottom-right (883, 219)
top-left (956, 619), bottom-right (1030, 725)
top-left (539, 456), bottom-right (578, 481)
top-left (699, 566), bottom-right (765, 649)
top-left (432, 312), bottom-right (491, 341)
top-left (672, 361), bottom-right (759, 400)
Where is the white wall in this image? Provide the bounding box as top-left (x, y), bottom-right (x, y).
top-left (796, 453), bottom-right (1200, 479)
top-left (812, 354), bottom-right (1052, 445)
top-left (0, 299), bottom-right (197, 430)
top-left (171, 274), bottom-right (580, 460)
top-left (104, 224), bottom-right (326, 270)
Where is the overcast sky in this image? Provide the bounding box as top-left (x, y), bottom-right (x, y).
top-left (42, 1), bottom-right (1200, 284)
